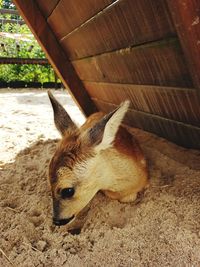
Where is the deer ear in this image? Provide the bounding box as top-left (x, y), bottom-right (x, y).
top-left (48, 90), bottom-right (77, 136)
top-left (84, 100), bottom-right (130, 150)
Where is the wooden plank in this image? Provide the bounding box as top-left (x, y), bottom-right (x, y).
top-left (72, 38), bottom-right (193, 88)
top-left (36, 0), bottom-right (60, 18)
top-left (0, 57), bottom-right (49, 65)
top-left (48, 0), bottom-right (115, 40)
top-left (84, 82), bottom-right (200, 127)
top-left (0, 8), bottom-right (19, 15)
top-left (60, 0), bottom-right (176, 60)
top-left (13, 0), bottom-right (97, 116)
top-left (93, 99), bottom-right (200, 149)
top-left (167, 0), bottom-right (200, 91)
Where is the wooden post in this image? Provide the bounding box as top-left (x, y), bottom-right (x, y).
top-left (13, 0), bottom-right (97, 116)
top-left (167, 0), bottom-right (200, 91)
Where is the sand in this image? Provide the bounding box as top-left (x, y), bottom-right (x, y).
top-left (1, 89), bottom-right (200, 267)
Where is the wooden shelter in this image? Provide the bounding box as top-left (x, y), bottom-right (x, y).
top-left (13, 0), bottom-right (200, 149)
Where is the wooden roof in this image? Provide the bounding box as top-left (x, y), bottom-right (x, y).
top-left (13, 0), bottom-right (200, 149)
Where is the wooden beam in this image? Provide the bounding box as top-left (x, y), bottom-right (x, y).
top-left (0, 57), bottom-right (49, 65)
top-left (36, 0), bottom-right (60, 18)
top-left (13, 0), bottom-right (97, 116)
top-left (167, 0), bottom-right (200, 91)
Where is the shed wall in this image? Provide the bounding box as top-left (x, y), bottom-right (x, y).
top-left (14, 0), bottom-right (200, 148)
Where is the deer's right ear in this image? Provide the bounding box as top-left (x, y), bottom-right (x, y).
top-left (82, 101), bottom-right (130, 150)
top-left (48, 91), bottom-right (77, 136)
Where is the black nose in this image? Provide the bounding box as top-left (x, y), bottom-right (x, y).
top-left (53, 215), bottom-right (74, 226)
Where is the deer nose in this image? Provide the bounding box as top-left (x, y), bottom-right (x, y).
top-left (53, 215), bottom-right (74, 226)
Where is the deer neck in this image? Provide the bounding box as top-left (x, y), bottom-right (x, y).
top-left (81, 151), bottom-right (119, 191)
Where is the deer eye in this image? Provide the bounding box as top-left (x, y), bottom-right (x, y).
top-left (61, 188), bottom-right (75, 199)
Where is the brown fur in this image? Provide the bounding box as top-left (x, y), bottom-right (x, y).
top-left (49, 113), bottom-right (106, 185)
top-left (48, 95), bottom-right (149, 227)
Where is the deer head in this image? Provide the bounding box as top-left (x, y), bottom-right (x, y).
top-left (48, 91), bottom-right (129, 226)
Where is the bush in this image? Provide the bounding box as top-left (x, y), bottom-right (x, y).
top-left (0, 0), bottom-right (57, 83)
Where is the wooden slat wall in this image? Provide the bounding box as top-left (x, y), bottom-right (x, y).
top-left (48, 0), bottom-right (115, 40)
top-left (72, 38), bottom-right (193, 87)
top-left (15, 0), bottom-right (200, 148)
top-left (167, 0), bottom-right (200, 91)
top-left (84, 82), bottom-right (200, 127)
top-left (93, 100), bottom-right (200, 149)
top-left (59, 0), bottom-right (176, 60)
top-left (36, 0), bottom-right (59, 18)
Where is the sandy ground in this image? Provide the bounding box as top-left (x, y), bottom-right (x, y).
top-left (1, 89), bottom-right (200, 266)
top-left (0, 88), bottom-right (85, 164)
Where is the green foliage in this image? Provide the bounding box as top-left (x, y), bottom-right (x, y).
top-left (0, 0), bottom-right (57, 83)
top-left (0, 64), bottom-right (55, 83)
top-left (1, 0), bottom-right (15, 10)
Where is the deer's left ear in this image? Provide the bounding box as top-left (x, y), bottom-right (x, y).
top-left (48, 90), bottom-right (77, 136)
top-left (83, 101), bottom-right (130, 151)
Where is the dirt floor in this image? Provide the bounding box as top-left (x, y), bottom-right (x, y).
top-left (1, 89), bottom-right (200, 267)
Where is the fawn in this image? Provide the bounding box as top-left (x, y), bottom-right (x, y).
top-left (48, 91), bottom-right (148, 227)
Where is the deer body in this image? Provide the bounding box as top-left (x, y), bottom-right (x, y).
top-left (48, 92), bottom-right (148, 227)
